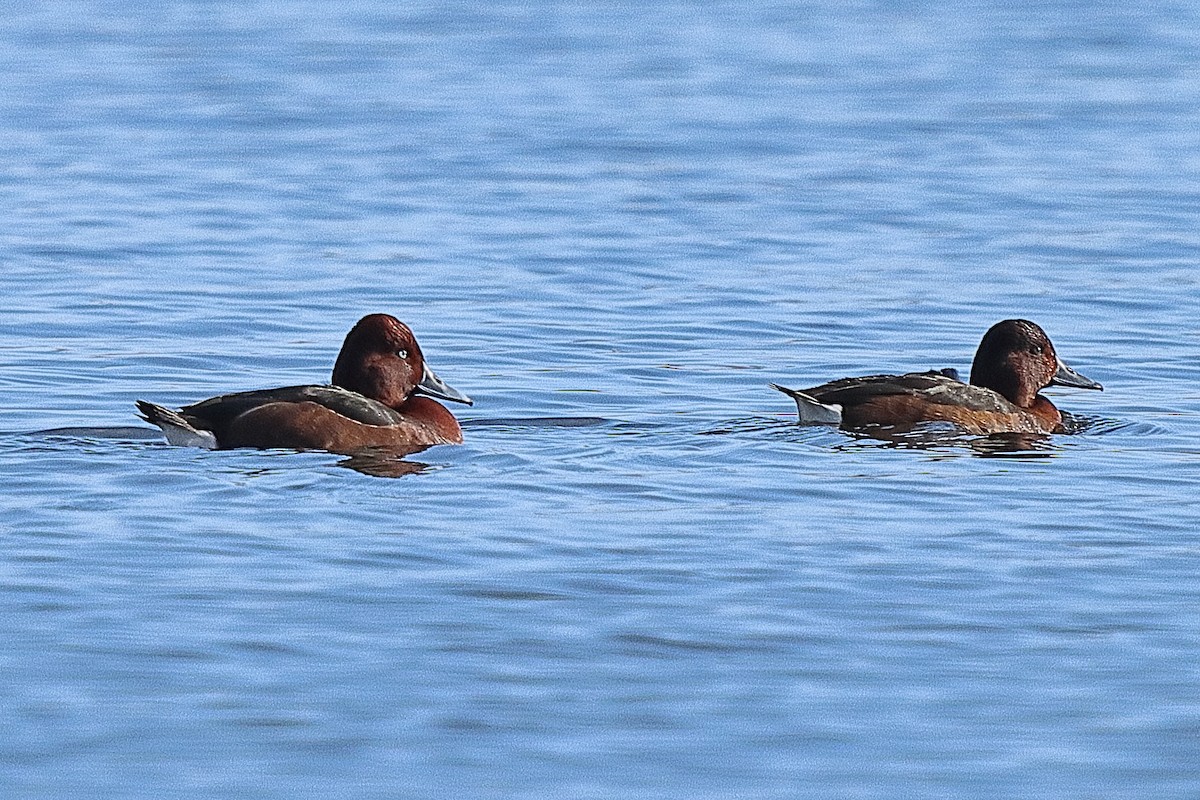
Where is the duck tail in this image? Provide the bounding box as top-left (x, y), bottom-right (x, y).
top-left (769, 384), bottom-right (843, 425)
top-left (136, 400), bottom-right (219, 449)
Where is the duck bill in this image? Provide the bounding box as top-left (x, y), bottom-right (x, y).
top-left (1050, 358), bottom-right (1103, 391)
top-left (416, 364), bottom-right (473, 405)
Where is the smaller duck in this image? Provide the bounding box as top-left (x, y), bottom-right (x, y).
top-left (771, 319), bottom-right (1101, 435)
top-left (137, 314), bottom-right (472, 455)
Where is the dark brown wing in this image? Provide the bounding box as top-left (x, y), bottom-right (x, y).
top-left (181, 385), bottom-right (404, 430)
top-left (806, 370), bottom-right (1018, 414)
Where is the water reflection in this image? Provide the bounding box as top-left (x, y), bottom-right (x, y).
top-left (841, 425), bottom-right (1061, 459)
top-left (709, 417), bottom-right (1082, 459)
top-left (336, 451), bottom-right (432, 478)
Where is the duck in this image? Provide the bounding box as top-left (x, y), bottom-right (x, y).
top-left (771, 319), bottom-right (1101, 435)
top-left (137, 314), bottom-right (472, 455)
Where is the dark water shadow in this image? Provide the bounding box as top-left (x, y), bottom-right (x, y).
top-left (22, 426), bottom-right (164, 441)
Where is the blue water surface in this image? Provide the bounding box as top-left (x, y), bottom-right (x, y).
top-left (3, 2), bottom-right (1200, 798)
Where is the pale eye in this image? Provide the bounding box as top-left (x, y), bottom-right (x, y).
top-left (396, 349), bottom-right (408, 359)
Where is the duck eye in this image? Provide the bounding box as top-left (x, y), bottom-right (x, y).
top-left (396, 349), bottom-right (408, 359)
top-left (1030, 344), bottom-right (1043, 355)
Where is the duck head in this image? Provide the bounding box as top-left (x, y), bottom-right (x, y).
top-left (969, 319), bottom-right (1101, 408)
top-left (331, 314), bottom-right (473, 410)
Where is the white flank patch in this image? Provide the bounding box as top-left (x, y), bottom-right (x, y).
top-left (159, 423), bottom-right (219, 449)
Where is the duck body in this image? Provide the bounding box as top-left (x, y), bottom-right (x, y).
top-left (137, 314), bottom-right (472, 455)
top-left (772, 319), bottom-right (1102, 435)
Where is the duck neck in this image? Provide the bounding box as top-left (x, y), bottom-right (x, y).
top-left (971, 366), bottom-right (1037, 408)
top-left (1026, 395), bottom-right (1063, 433)
top-left (401, 396), bottom-right (463, 443)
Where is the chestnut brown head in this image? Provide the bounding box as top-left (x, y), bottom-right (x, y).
top-left (970, 319), bottom-right (1100, 407)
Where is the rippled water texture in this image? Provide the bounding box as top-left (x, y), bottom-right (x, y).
top-left (3, 2), bottom-right (1200, 798)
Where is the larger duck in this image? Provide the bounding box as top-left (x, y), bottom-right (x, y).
top-left (771, 319), bottom-right (1101, 435)
top-left (137, 314), bottom-right (472, 454)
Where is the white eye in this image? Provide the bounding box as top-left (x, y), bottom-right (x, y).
top-left (396, 349), bottom-right (408, 359)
